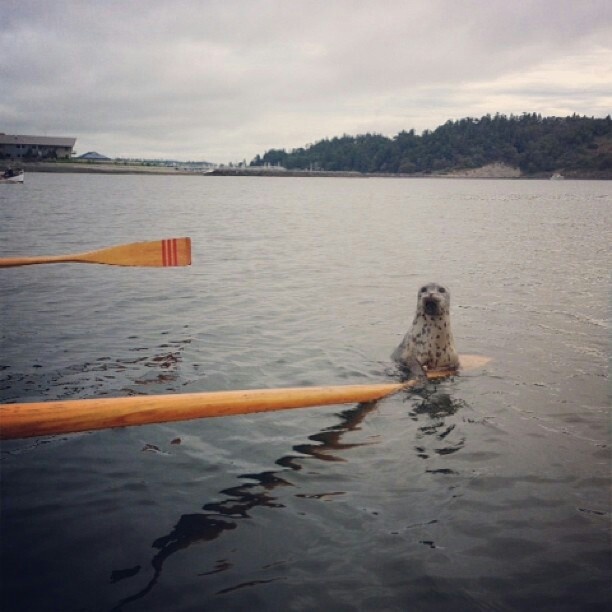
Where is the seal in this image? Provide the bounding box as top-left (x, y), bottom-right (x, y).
top-left (392, 282), bottom-right (460, 372)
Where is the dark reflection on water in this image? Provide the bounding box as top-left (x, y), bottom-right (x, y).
top-left (1, 336), bottom-right (193, 402)
top-left (108, 382), bottom-right (493, 611)
top-left (109, 395), bottom-right (390, 610)
top-left (410, 391), bottom-right (467, 470)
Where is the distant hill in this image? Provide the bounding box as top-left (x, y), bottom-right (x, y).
top-left (251, 114), bottom-right (612, 178)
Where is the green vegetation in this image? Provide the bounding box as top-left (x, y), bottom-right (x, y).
top-left (251, 114), bottom-right (612, 176)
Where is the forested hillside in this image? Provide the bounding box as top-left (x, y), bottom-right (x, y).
top-left (251, 114), bottom-right (612, 177)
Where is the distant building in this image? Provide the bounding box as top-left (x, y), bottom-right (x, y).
top-left (78, 151), bottom-right (111, 161)
top-left (0, 134), bottom-right (77, 160)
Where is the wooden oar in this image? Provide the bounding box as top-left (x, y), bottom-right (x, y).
top-left (0, 382), bottom-right (412, 440)
top-left (0, 357), bottom-right (491, 440)
top-left (0, 237), bottom-right (191, 268)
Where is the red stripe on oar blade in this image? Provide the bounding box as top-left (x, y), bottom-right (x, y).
top-left (162, 239), bottom-right (168, 266)
top-left (162, 239), bottom-right (178, 266)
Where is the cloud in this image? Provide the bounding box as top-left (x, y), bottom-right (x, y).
top-left (1, 0), bottom-right (611, 161)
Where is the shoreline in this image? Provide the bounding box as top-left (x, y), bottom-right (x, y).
top-left (14, 161), bottom-right (612, 180)
top-left (19, 161), bottom-right (191, 175)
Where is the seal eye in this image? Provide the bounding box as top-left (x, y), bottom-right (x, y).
top-left (420, 287), bottom-right (427, 293)
top-left (438, 287), bottom-right (446, 293)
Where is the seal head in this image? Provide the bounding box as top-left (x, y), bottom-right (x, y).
top-left (392, 282), bottom-right (460, 372)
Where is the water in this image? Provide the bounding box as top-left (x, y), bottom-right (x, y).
top-left (1, 174), bottom-right (610, 611)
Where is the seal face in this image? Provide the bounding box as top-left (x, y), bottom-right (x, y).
top-left (392, 282), bottom-right (460, 372)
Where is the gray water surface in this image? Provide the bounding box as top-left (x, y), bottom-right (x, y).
top-left (1, 174), bottom-right (610, 611)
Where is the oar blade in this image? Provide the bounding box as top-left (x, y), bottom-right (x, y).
top-left (82, 237), bottom-right (192, 267)
top-left (459, 355), bottom-right (492, 370)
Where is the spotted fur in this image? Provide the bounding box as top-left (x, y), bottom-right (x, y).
top-left (392, 282), bottom-right (459, 371)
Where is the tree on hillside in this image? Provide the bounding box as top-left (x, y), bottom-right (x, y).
top-left (251, 114), bottom-right (612, 176)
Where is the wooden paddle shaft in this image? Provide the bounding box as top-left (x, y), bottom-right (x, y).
top-left (0, 382), bottom-right (424, 440)
top-left (0, 254), bottom-right (88, 267)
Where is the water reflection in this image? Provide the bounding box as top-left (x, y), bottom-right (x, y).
top-left (111, 381), bottom-right (465, 610)
top-left (409, 390), bottom-right (467, 474)
top-left (0, 337), bottom-right (191, 403)
top-left (110, 398), bottom-right (382, 610)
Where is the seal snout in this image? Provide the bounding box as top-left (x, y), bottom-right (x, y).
top-left (423, 297), bottom-right (440, 316)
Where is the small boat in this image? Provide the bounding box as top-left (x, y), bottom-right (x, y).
top-left (550, 173), bottom-right (564, 180)
top-left (0, 169), bottom-right (24, 184)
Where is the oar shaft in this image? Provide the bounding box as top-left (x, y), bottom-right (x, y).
top-left (0, 382), bottom-right (414, 440)
top-left (0, 255), bottom-right (86, 267)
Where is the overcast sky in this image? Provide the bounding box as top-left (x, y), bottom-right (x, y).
top-left (2, 1), bottom-right (611, 162)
